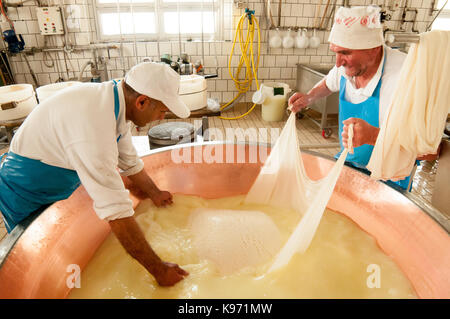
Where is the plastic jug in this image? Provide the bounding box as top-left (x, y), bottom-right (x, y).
top-left (253, 82), bottom-right (291, 122)
top-left (269, 28), bottom-right (282, 49)
top-left (282, 29), bottom-right (295, 49)
top-left (309, 29), bottom-right (320, 48)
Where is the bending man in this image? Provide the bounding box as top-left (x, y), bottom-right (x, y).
top-left (0, 62), bottom-right (189, 286)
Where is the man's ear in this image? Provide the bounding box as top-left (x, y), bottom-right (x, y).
top-left (135, 95), bottom-right (150, 111)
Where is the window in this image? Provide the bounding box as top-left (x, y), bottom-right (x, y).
top-left (94, 0), bottom-right (227, 41)
top-left (432, 0), bottom-right (450, 31)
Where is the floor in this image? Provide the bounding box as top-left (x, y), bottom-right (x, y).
top-left (140, 104), bottom-right (342, 156)
top-left (0, 103), bottom-right (440, 243)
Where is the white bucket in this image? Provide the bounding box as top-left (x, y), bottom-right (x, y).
top-left (179, 75), bottom-right (207, 111)
top-left (0, 84), bottom-right (37, 122)
top-left (36, 81), bottom-right (82, 102)
top-left (259, 82), bottom-right (291, 122)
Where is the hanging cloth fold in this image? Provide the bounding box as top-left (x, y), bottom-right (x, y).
top-left (245, 112), bottom-right (353, 272)
top-left (367, 30), bottom-right (450, 180)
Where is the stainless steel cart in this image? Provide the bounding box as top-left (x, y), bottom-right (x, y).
top-left (296, 64), bottom-right (339, 138)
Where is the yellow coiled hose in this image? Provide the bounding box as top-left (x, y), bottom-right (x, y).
top-left (219, 11), bottom-right (261, 120)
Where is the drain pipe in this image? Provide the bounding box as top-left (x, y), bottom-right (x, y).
top-left (21, 53), bottom-right (39, 87)
top-left (201, 0), bottom-right (205, 72)
top-left (78, 61), bottom-right (94, 81)
top-left (177, 0), bottom-right (182, 64)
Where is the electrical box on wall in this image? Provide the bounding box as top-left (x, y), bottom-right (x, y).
top-left (36, 7), bottom-right (65, 35)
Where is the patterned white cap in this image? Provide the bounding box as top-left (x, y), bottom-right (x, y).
top-left (328, 6), bottom-right (384, 49)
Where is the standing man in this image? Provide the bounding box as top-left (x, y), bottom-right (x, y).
top-left (0, 62), bottom-right (190, 286)
top-left (289, 5), bottom-right (418, 190)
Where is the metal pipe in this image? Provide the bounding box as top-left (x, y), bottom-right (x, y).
top-left (130, 0), bottom-right (139, 65)
top-left (63, 49), bottom-right (70, 79)
top-left (4, 0), bottom-right (40, 7)
top-left (59, 2), bottom-right (72, 50)
top-left (0, 51), bottom-right (15, 83)
top-left (177, 0), bottom-right (181, 62)
top-left (201, 0), bottom-right (205, 70)
top-left (319, 0), bottom-right (331, 30)
top-left (21, 53), bottom-right (38, 87)
top-left (326, 0), bottom-right (337, 30)
top-left (211, 0), bottom-right (219, 75)
top-left (269, 25), bottom-right (313, 31)
top-left (430, 0), bottom-right (437, 15)
top-left (115, 0), bottom-right (127, 76)
top-left (300, 143), bottom-right (340, 149)
top-left (47, 36), bottom-right (63, 81)
top-left (385, 33), bottom-right (420, 44)
top-left (60, 3), bottom-right (73, 81)
top-left (22, 44), bottom-right (118, 54)
top-left (53, 50), bottom-right (63, 81)
top-left (153, 0), bottom-right (161, 59)
top-left (314, 0), bottom-right (323, 29)
top-left (78, 61), bottom-right (94, 81)
top-left (266, 0), bottom-right (276, 28)
top-left (278, 0), bottom-right (282, 27)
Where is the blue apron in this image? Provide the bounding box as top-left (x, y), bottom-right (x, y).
top-left (0, 81), bottom-right (122, 233)
top-left (335, 60), bottom-right (412, 190)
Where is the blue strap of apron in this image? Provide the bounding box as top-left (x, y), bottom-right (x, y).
top-left (112, 80), bottom-right (122, 142)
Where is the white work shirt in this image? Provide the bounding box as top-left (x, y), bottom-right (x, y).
top-left (10, 81), bottom-right (144, 221)
top-left (325, 45), bottom-right (407, 125)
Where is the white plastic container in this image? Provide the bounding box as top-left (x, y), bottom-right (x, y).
top-left (36, 81), bottom-right (82, 102)
top-left (0, 84), bottom-right (37, 122)
top-left (257, 82), bottom-right (291, 122)
top-left (179, 75), bottom-right (207, 111)
top-left (296, 29), bottom-right (309, 49)
top-left (269, 28), bottom-right (282, 48)
top-left (282, 29), bottom-right (295, 49)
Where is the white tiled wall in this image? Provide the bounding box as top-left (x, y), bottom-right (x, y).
top-left (3, 0), bottom-right (435, 103)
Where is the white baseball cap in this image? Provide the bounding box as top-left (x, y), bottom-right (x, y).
top-left (328, 6), bottom-right (384, 50)
top-left (124, 62), bottom-right (190, 118)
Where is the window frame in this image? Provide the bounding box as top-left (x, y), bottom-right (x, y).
top-left (431, 0), bottom-right (450, 31)
top-left (93, 0), bottom-right (225, 42)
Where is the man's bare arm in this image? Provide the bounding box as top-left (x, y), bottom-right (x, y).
top-left (109, 216), bottom-right (188, 286)
top-left (289, 79), bottom-right (333, 113)
top-left (127, 169), bottom-right (173, 207)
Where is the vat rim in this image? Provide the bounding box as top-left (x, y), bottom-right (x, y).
top-left (0, 141), bottom-right (447, 271)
